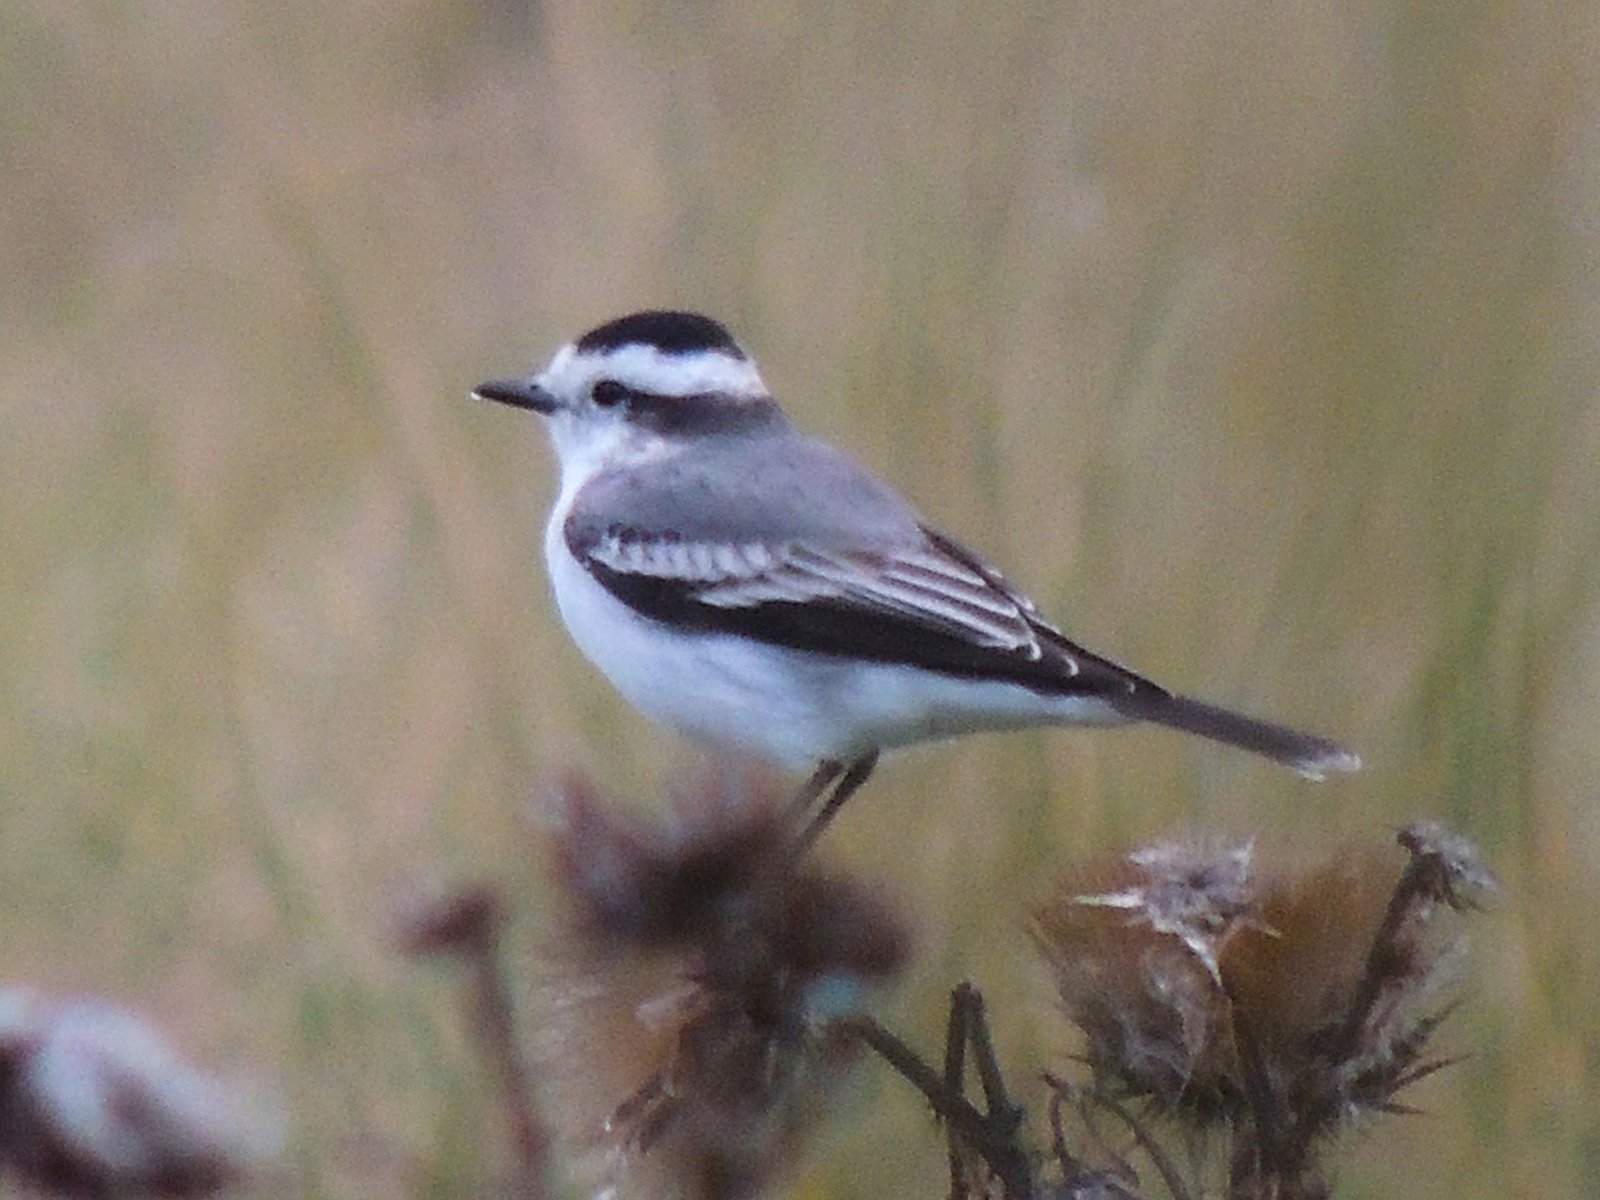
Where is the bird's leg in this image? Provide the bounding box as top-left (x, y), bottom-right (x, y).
top-left (786, 759), bottom-right (845, 823)
top-left (789, 751), bottom-right (879, 859)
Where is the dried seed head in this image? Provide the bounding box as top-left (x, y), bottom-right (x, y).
top-left (1220, 844), bottom-right (1399, 1065)
top-left (1076, 839), bottom-right (1262, 982)
top-left (544, 772), bottom-right (788, 950)
top-left (1032, 840), bottom-right (1253, 1117)
top-left (1035, 823), bottom-right (1493, 1148)
top-left (0, 989), bottom-right (282, 1198)
top-left (533, 769), bottom-right (911, 1200)
top-left (1397, 821), bottom-right (1500, 912)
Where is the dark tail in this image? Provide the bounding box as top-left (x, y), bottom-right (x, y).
top-left (1116, 692), bottom-right (1361, 780)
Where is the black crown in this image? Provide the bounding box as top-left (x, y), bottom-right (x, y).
top-left (575, 311), bottom-right (747, 360)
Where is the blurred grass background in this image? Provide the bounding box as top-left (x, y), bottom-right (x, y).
top-left (2, 0), bottom-right (1597, 1196)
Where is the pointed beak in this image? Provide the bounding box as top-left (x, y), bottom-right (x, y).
top-left (471, 378), bottom-right (559, 415)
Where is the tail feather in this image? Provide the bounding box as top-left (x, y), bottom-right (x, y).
top-left (1117, 693), bottom-right (1361, 780)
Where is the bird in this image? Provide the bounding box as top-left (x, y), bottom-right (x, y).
top-left (473, 310), bottom-right (1359, 841)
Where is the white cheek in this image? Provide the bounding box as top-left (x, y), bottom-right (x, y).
top-left (543, 412), bottom-right (586, 469)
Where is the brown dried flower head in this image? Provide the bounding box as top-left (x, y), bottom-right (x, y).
top-left (1033, 821), bottom-right (1494, 1162)
top-left (0, 989), bottom-right (282, 1198)
top-left (1031, 838), bottom-right (1261, 1117)
top-left (533, 769), bottom-right (911, 1200)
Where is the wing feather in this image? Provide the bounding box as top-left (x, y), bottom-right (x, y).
top-left (581, 522), bottom-right (1115, 673)
top-left (567, 436), bottom-right (1163, 698)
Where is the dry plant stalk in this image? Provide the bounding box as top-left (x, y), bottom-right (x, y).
top-left (394, 881), bottom-right (551, 1198)
top-left (392, 761), bottom-right (1493, 1200)
top-left (1031, 821), bottom-right (1496, 1200)
top-left (530, 769), bottom-right (911, 1200)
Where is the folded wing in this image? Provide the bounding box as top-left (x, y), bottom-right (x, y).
top-left (572, 517), bottom-right (1162, 699)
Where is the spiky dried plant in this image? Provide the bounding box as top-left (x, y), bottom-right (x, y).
top-left (1032, 822), bottom-right (1495, 1200)
top-left (0, 989), bottom-right (281, 1198)
top-left (1031, 837), bottom-right (1261, 1121)
top-left (531, 769), bottom-right (911, 1200)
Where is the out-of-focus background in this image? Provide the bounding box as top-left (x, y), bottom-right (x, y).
top-left (2, 1), bottom-right (1596, 1196)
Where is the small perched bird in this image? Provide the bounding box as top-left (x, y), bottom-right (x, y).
top-left (474, 311), bottom-right (1358, 834)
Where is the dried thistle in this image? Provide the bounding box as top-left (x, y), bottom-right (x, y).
top-left (1033, 824), bottom-right (1495, 1199)
top-left (532, 769), bottom-right (911, 1200)
top-left (1225, 823), bottom-right (1496, 1163)
top-left (0, 989), bottom-right (282, 1198)
top-left (1071, 839), bottom-right (1263, 985)
top-left (1031, 838), bottom-right (1257, 1118)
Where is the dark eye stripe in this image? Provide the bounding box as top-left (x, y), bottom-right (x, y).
top-left (588, 378), bottom-right (789, 436)
top-left (591, 379), bottom-right (633, 408)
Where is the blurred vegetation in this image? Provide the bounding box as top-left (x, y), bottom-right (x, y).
top-left (1, 1), bottom-right (1596, 1196)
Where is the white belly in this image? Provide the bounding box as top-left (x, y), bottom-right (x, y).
top-left (544, 516), bottom-right (1123, 769)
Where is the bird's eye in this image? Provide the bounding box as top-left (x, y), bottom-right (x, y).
top-left (591, 380), bottom-right (632, 408)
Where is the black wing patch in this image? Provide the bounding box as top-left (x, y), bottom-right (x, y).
top-left (568, 518), bottom-right (1168, 699)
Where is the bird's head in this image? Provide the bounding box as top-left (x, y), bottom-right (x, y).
top-left (473, 310), bottom-right (782, 481)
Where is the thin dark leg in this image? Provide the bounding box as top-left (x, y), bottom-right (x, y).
top-left (790, 751), bottom-right (878, 859)
top-left (786, 759), bottom-right (845, 823)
